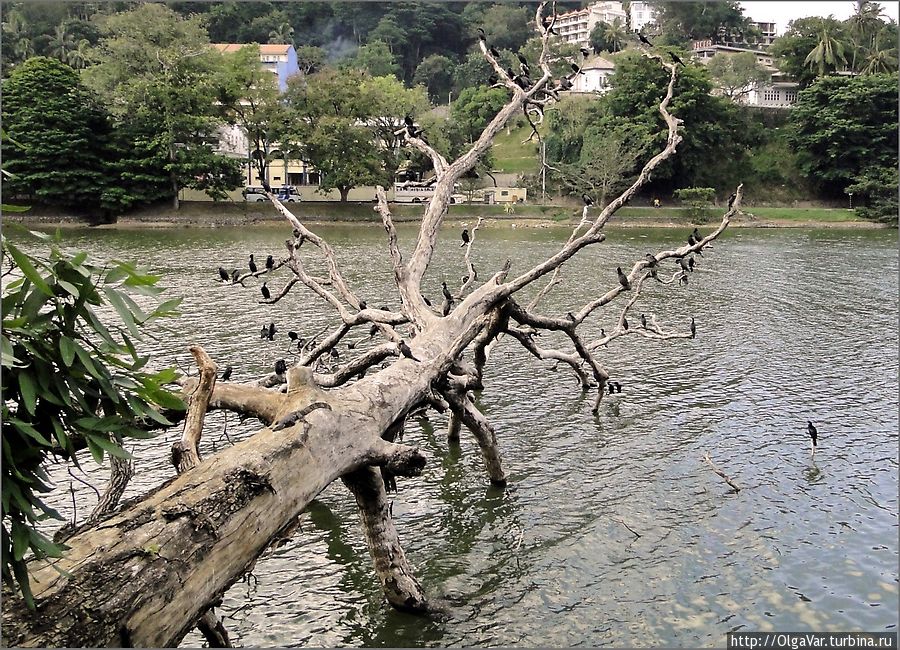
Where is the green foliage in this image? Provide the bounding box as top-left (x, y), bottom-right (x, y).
top-left (648, 1), bottom-right (753, 44)
top-left (770, 17), bottom-right (850, 87)
top-left (1, 57), bottom-right (112, 213)
top-left (674, 187), bottom-right (716, 223)
top-left (350, 40), bottom-right (400, 79)
top-left (848, 167), bottom-right (899, 224)
top-left (1, 229), bottom-right (184, 606)
top-left (589, 18), bottom-right (628, 53)
top-left (451, 85), bottom-right (511, 143)
top-left (84, 4), bottom-right (241, 207)
top-left (706, 52), bottom-right (771, 99)
top-left (519, 37), bottom-right (582, 80)
top-left (452, 51), bottom-right (495, 94)
top-left (414, 54), bottom-right (455, 104)
top-left (473, 4), bottom-right (533, 53)
top-left (787, 73), bottom-right (899, 195)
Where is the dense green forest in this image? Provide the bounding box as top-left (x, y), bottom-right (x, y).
top-left (1, 1), bottom-right (897, 221)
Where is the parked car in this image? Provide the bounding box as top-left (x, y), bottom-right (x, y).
top-left (242, 186), bottom-right (302, 202)
top-left (242, 186), bottom-right (268, 202)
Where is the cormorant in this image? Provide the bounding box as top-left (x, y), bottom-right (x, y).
top-left (218, 266), bottom-right (229, 282)
top-left (688, 257), bottom-right (695, 272)
top-left (623, 317), bottom-right (629, 330)
top-left (488, 73), bottom-right (499, 86)
top-left (477, 27), bottom-right (486, 41)
top-left (261, 325), bottom-right (269, 339)
top-left (570, 62), bottom-right (583, 75)
top-left (641, 313), bottom-right (647, 328)
top-left (442, 281), bottom-right (452, 303)
top-left (490, 46), bottom-right (500, 58)
top-left (268, 322), bottom-right (276, 340)
top-left (582, 194), bottom-right (594, 206)
top-left (688, 233), bottom-right (697, 246)
top-left (617, 266), bottom-right (631, 290)
top-left (249, 254), bottom-right (257, 273)
top-left (669, 52), bottom-right (685, 66)
top-left (398, 340), bottom-right (420, 361)
top-left (678, 257), bottom-right (690, 272)
top-left (358, 300), bottom-right (367, 310)
top-left (265, 255), bottom-right (275, 271)
top-left (807, 421), bottom-right (818, 447)
top-left (690, 317), bottom-right (696, 339)
top-left (231, 269), bottom-right (240, 283)
top-left (559, 77), bottom-right (573, 90)
top-left (580, 46), bottom-right (590, 58)
top-left (608, 382), bottom-right (616, 395)
top-left (566, 311), bottom-right (576, 322)
top-left (261, 282), bottom-right (271, 300)
top-left (637, 32), bottom-right (653, 47)
top-left (330, 348), bottom-right (340, 359)
top-left (692, 227), bottom-right (702, 242)
top-left (220, 365), bottom-right (233, 381)
top-left (645, 253), bottom-right (658, 268)
top-left (274, 359), bottom-right (287, 375)
top-left (727, 192), bottom-right (737, 209)
top-left (422, 294), bottom-right (432, 307)
top-left (461, 228), bottom-right (470, 247)
top-left (369, 324), bottom-right (378, 338)
top-left (288, 331), bottom-right (298, 341)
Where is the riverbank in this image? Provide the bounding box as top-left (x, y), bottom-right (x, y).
top-left (2, 200), bottom-right (884, 229)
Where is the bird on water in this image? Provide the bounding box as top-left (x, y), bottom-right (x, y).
top-left (248, 254), bottom-right (257, 274)
top-left (261, 282), bottom-right (271, 300)
top-left (218, 266), bottom-right (229, 282)
top-left (268, 322), bottom-right (276, 341)
top-left (690, 317), bottom-right (696, 339)
top-left (617, 267), bottom-right (631, 290)
top-left (265, 255), bottom-right (275, 271)
top-left (623, 317), bottom-right (629, 330)
top-left (641, 314), bottom-right (647, 328)
top-left (807, 421), bottom-right (818, 447)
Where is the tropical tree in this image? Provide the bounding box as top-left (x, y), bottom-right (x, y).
top-left (66, 38), bottom-right (92, 70)
top-left (787, 72), bottom-right (898, 196)
top-left (770, 17), bottom-right (849, 86)
top-left (84, 4), bottom-right (242, 209)
top-left (648, 0), bottom-right (752, 44)
top-left (451, 85), bottom-right (510, 143)
top-left (1, 57), bottom-right (112, 212)
top-left (846, 0), bottom-right (886, 70)
top-left (413, 54), bottom-right (454, 104)
top-left (46, 22), bottom-right (76, 63)
top-left (267, 21), bottom-right (294, 45)
top-left (706, 51), bottom-right (771, 100)
top-left (860, 26), bottom-right (899, 73)
top-left (294, 45), bottom-right (326, 75)
top-left (474, 3), bottom-right (533, 53)
top-left (803, 21), bottom-right (849, 76)
top-left (1, 9), bottom-right (34, 69)
top-left (590, 17), bottom-right (628, 53)
top-left (351, 40), bottom-right (400, 78)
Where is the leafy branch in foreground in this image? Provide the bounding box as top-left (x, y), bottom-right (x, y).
top-left (1, 227), bottom-right (185, 606)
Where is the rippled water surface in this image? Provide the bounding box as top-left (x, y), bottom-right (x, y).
top-left (29, 223), bottom-right (899, 647)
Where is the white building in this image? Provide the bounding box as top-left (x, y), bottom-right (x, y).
top-left (691, 43), bottom-right (799, 109)
top-left (751, 21), bottom-right (778, 47)
top-left (571, 55), bottom-right (616, 94)
top-left (629, 1), bottom-right (656, 33)
top-left (554, 1), bottom-right (628, 47)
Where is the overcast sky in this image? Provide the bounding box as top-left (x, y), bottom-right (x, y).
top-left (739, 1), bottom-right (899, 33)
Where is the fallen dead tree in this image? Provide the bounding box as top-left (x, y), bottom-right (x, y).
top-left (2, 4), bottom-right (742, 646)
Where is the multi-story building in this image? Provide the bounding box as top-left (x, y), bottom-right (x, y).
top-left (751, 21), bottom-right (778, 47)
top-left (691, 43), bottom-right (799, 109)
top-left (554, 1), bottom-right (628, 47)
top-left (629, 1), bottom-right (656, 33)
top-left (212, 43), bottom-right (299, 91)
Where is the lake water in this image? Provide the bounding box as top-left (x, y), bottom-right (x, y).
top-left (27, 223), bottom-right (898, 647)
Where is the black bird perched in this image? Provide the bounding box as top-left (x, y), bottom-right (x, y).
top-left (608, 382), bottom-right (616, 395)
top-left (265, 255), bottom-right (275, 271)
top-left (274, 359), bottom-right (287, 375)
top-left (477, 27), bottom-right (486, 41)
top-left (460, 228), bottom-right (470, 247)
top-left (330, 347), bottom-right (340, 359)
top-left (218, 266), bottom-right (229, 282)
top-left (220, 365), bottom-right (233, 381)
top-left (623, 317), bottom-right (629, 330)
top-left (422, 294), bottom-right (432, 307)
top-left (358, 300), bottom-right (367, 310)
top-left (566, 311), bottom-right (576, 322)
top-left (692, 227), bottom-right (702, 242)
top-left (488, 73), bottom-right (499, 86)
top-left (490, 46), bottom-right (500, 58)
top-left (288, 330), bottom-right (298, 341)
top-left (260, 325), bottom-right (269, 340)
top-left (807, 421), bottom-right (818, 447)
top-left (688, 233), bottom-right (697, 246)
top-left (677, 257), bottom-right (690, 273)
top-left (668, 51), bottom-right (686, 66)
top-left (517, 52), bottom-right (529, 67)
top-left (641, 313), bottom-right (647, 328)
top-left (688, 257), bottom-right (695, 272)
top-left (559, 76), bottom-right (573, 90)
top-left (369, 323), bottom-right (378, 338)
top-left (261, 282), bottom-right (271, 300)
top-left (442, 281), bottom-right (452, 303)
top-left (248, 254), bottom-right (257, 274)
top-left (570, 62), bottom-right (583, 76)
top-left (580, 46), bottom-right (590, 58)
top-left (582, 193), bottom-right (594, 206)
top-left (404, 114), bottom-right (415, 129)
top-left (615, 381), bottom-right (623, 393)
top-left (617, 266), bottom-right (631, 290)
top-left (645, 253), bottom-right (658, 268)
top-left (690, 317), bottom-right (696, 339)
top-left (268, 322), bottom-right (276, 341)
top-left (727, 192), bottom-right (737, 209)
top-left (231, 269), bottom-right (240, 283)
top-left (398, 340), bottom-right (420, 362)
top-left (637, 32), bottom-right (653, 46)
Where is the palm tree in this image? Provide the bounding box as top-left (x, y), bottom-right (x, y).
top-left (47, 22), bottom-right (76, 64)
top-left (268, 22), bottom-right (294, 45)
top-left (847, 1), bottom-right (887, 71)
top-left (2, 10), bottom-right (33, 63)
top-left (67, 39), bottom-right (93, 70)
top-left (861, 28), bottom-right (898, 74)
top-left (804, 22), bottom-right (848, 76)
top-left (602, 17), bottom-right (627, 53)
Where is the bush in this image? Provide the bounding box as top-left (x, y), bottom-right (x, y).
top-left (674, 187), bottom-right (716, 223)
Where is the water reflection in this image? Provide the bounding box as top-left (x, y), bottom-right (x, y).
top-left (21, 223), bottom-right (898, 647)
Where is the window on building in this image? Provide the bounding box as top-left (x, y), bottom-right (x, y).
top-left (763, 90), bottom-right (780, 102)
top-left (636, 11), bottom-right (643, 19)
top-left (785, 92), bottom-right (797, 103)
top-left (500, 190), bottom-right (509, 196)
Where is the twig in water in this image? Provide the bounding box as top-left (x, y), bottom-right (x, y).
top-left (702, 452), bottom-right (741, 492)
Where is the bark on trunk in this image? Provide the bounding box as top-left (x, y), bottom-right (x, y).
top-left (339, 186), bottom-right (350, 202)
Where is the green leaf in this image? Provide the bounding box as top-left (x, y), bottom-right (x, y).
top-left (17, 372), bottom-right (37, 416)
top-left (57, 280), bottom-right (80, 299)
top-left (85, 436), bottom-right (104, 464)
top-left (59, 336), bottom-right (76, 367)
top-left (5, 243), bottom-right (53, 297)
top-left (8, 418), bottom-right (52, 446)
top-left (11, 522), bottom-right (30, 561)
top-left (73, 344), bottom-right (101, 379)
top-left (102, 287), bottom-right (140, 337)
top-left (85, 434), bottom-right (132, 460)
